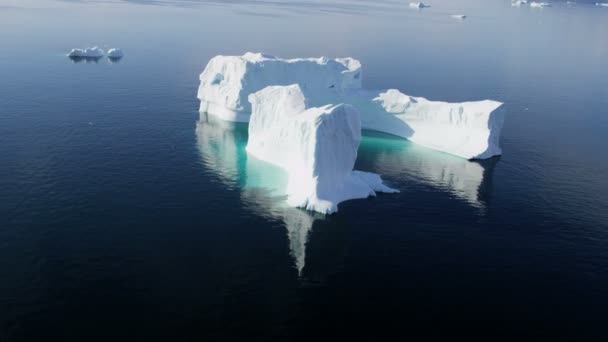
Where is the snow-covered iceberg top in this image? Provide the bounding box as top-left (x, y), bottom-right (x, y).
top-left (198, 52), bottom-right (361, 122)
top-left (107, 48), bottom-right (124, 58)
top-left (198, 52), bottom-right (505, 160)
top-left (246, 84), bottom-right (397, 214)
top-left (67, 47), bottom-right (104, 58)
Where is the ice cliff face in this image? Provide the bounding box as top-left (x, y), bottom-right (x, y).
top-left (198, 53), bottom-right (504, 160)
top-left (246, 84), bottom-right (397, 214)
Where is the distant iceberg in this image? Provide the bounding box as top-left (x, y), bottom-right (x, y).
top-left (107, 48), bottom-right (124, 58)
top-left (451, 14), bottom-right (466, 19)
top-left (246, 84), bottom-right (398, 214)
top-left (596, 2), bottom-right (608, 7)
top-left (511, 0), bottom-right (528, 6)
top-left (530, 2), bottom-right (551, 7)
top-left (409, 2), bottom-right (429, 9)
top-left (197, 53), bottom-right (505, 160)
top-left (67, 47), bottom-right (104, 58)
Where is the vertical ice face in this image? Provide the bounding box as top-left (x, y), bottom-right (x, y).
top-left (246, 85), bottom-right (397, 214)
top-left (344, 89), bottom-right (505, 160)
top-left (197, 53), bottom-right (505, 160)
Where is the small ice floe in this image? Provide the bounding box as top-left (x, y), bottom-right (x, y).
top-left (530, 2), bottom-right (551, 7)
top-left (409, 2), bottom-right (429, 9)
top-left (451, 14), bottom-right (466, 19)
top-left (107, 48), bottom-right (124, 58)
top-left (512, 0), bottom-right (527, 6)
top-left (596, 2), bottom-right (608, 7)
top-left (67, 46), bottom-right (104, 58)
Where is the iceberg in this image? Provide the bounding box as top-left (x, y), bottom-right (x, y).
top-left (107, 48), bottom-right (124, 58)
top-left (246, 84), bottom-right (398, 214)
top-left (530, 2), bottom-right (550, 7)
top-left (344, 89), bottom-right (504, 159)
top-left (197, 53), bottom-right (505, 160)
top-left (451, 14), bottom-right (466, 19)
top-left (67, 47), bottom-right (104, 58)
top-left (596, 3), bottom-right (608, 7)
top-left (409, 2), bottom-right (429, 9)
top-left (511, 0), bottom-right (528, 6)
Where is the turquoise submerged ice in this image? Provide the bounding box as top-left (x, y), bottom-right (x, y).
top-left (246, 84), bottom-right (398, 214)
top-left (197, 52), bottom-right (504, 160)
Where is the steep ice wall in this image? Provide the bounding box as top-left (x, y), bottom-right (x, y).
top-left (246, 84), bottom-right (397, 214)
top-left (344, 89), bottom-right (504, 159)
top-left (197, 53), bottom-right (504, 160)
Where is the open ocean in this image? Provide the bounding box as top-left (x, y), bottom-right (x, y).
top-left (1, 0), bottom-right (607, 340)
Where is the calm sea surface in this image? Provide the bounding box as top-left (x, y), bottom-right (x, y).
top-left (1, 0), bottom-right (607, 340)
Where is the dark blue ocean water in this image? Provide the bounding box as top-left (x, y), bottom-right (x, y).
top-left (1, 0), bottom-right (608, 340)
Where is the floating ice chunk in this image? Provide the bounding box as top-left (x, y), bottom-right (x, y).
top-left (451, 14), bottom-right (466, 19)
top-left (246, 84), bottom-right (397, 214)
top-left (596, 2), bottom-right (608, 7)
top-left (511, 0), bottom-right (528, 6)
top-left (349, 89), bottom-right (504, 160)
top-left (409, 2), bottom-right (429, 9)
top-left (198, 53), bottom-right (505, 160)
top-left (67, 46), bottom-right (104, 58)
top-left (107, 48), bottom-right (124, 58)
top-left (530, 2), bottom-right (550, 7)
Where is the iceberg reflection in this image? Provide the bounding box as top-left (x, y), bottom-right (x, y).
top-left (195, 112), bottom-right (317, 275)
top-left (358, 131), bottom-right (498, 209)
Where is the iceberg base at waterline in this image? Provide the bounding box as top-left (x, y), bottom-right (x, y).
top-left (246, 84), bottom-right (398, 215)
top-left (197, 52), bottom-right (505, 160)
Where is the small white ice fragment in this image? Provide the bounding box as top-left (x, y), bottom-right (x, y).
top-left (530, 2), bottom-right (551, 7)
top-left (451, 14), bottom-right (466, 19)
top-left (511, 0), bottom-right (528, 6)
top-left (596, 2), bottom-right (608, 7)
top-left (409, 2), bottom-right (429, 9)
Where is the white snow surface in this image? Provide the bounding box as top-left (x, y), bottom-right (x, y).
top-left (67, 47), bottom-right (104, 58)
top-left (198, 53), bottom-right (504, 160)
top-left (107, 48), bottom-right (124, 58)
top-left (246, 84), bottom-right (397, 214)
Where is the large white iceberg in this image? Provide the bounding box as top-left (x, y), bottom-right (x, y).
top-left (197, 53), bottom-right (504, 160)
top-left (246, 84), bottom-right (397, 214)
